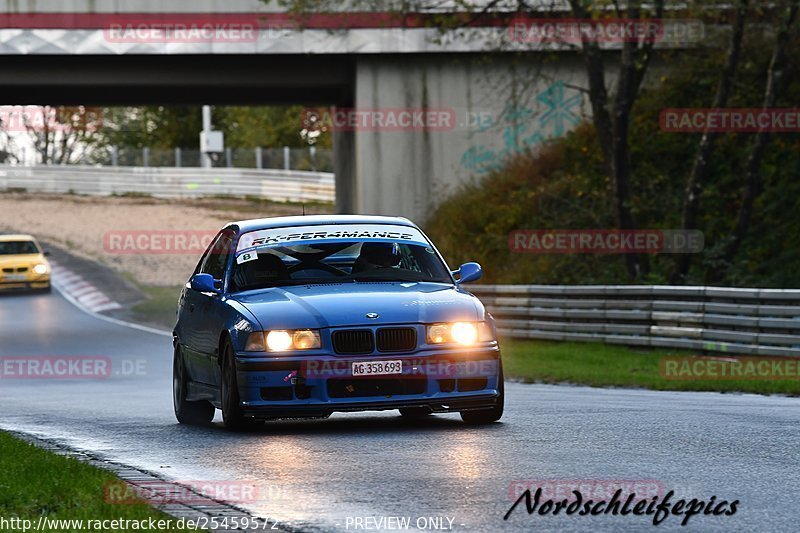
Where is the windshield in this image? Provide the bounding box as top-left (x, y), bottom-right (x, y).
top-left (230, 224), bottom-right (452, 291)
top-left (0, 241), bottom-right (39, 255)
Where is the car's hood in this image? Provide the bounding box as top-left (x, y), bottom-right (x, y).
top-left (231, 282), bottom-right (482, 330)
top-left (0, 254), bottom-right (45, 268)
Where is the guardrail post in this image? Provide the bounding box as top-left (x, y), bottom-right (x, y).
top-left (175, 147), bottom-right (182, 168)
top-left (255, 147), bottom-right (262, 169)
top-left (310, 146), bottom-right (316, 171)
top-left (226, 147), bottom-right (233, 168)
top-left (143, 147), bottom-right (150, 167)
top-left (111, 146), bottom-right (118, 167)
top-left (283, 146), bottom-right (290, 171)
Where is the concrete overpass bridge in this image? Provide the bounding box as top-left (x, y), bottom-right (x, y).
top-left (0, 0), bottom-right (671, 221)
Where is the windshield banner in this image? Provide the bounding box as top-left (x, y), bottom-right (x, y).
top-left (236, 224), bottom-right (428, 255)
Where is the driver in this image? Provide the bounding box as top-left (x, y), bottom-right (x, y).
top-left (351, 242), bottom-right (401, 274)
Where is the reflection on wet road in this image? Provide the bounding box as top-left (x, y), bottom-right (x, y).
top-left (1, 291), bottom-right (799, 532)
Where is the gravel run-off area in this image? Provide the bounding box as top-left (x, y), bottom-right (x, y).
top-left (0, 192), bottom-right (333, 287)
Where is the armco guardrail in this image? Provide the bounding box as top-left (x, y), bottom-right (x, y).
top-left (470, 285), bottom-right (800, 357)
top-left (0, 165), bottom-right (335, 203)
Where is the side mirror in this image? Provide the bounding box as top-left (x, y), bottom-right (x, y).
top-left (43, 251), bottom-right (51, 257)
top-left (454, 262), bottom-right (482, 284)
top-left (190, 273), bottom-right (220, 294)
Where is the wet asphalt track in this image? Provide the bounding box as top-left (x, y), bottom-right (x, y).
top-left (1, 289), bottom-right (799, 532)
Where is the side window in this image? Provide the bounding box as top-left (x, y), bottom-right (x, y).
top-left (192, 233), bottom-right (220, 277)
top-left (200, 230), bottom-right (234, 280)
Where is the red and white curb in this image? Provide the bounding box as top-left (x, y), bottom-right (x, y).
top-left (50, 261), bottom-right (122, 313)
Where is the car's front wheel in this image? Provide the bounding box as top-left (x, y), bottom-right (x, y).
top-left (173, 345), bottom-right (215, 425)
top-left (460, 363), bottom-right (504, 424)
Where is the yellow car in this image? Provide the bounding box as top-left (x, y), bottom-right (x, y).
top-left (0, 234), bottom-right (51, 292)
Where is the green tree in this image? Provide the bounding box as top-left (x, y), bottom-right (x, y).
top-left (217, 106), bottom-right (332, 148)
top-left (96, 105), bottom-right (331, 150)
top-left (426, 23), bottom-right (800, 287)
top-left (96, 106), bottom-right (204, 149)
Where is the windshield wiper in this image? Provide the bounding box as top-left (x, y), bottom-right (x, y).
top-left (271, 279), bottom-right (345, 286)
top-left (237, 280), bottom-right (317, 290)
top-left (351, 276), bottom-right (421, 283)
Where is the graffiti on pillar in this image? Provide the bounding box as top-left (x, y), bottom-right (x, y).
top-left (460, 80), bottom-right (582, 175)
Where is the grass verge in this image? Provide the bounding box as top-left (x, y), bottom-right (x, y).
top-left (0, 432), bottom-right (200, 532)
top-left (125, 288), bottom-right (800, 396)
top-left (502, 338), bottom-right (800, 395)
top-left (129, 285), bottom-right (183, 330)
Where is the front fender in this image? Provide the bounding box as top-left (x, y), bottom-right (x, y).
top-left (222, 298), bottom-right (263, 353)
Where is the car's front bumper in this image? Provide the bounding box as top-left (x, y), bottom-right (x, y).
top-left (0, 273), bottom-right (50, 291)
top-left (234, 347), bottom-right (501, 418)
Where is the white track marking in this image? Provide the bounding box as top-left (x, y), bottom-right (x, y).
top-left (50, 262), bottom-right (123, 314)
top-left (50, 260), bottom-right (171, 337)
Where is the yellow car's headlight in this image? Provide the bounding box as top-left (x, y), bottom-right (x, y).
top-left (245, 330), bottom-right (321, 352)
top-left (427, 322), bottom-right (495, 346)
top-left (33, 263), bottom-right (49, 275)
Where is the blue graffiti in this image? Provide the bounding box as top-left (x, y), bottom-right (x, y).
top-left (460, 81), bottom-right (582, 175)
top-left (537, 81), bottom-right (582, 136)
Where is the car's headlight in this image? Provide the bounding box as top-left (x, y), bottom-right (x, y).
top-left (427, 322), bottom-right (495, 345)
top-left (33, 264), bottom-right (49, 275)
top-left (292, 330), bottom-right (320, 350)
top-left (245, 330), bottom-right (321, 352)
top-left (451, 322), bottom-right (478, 344)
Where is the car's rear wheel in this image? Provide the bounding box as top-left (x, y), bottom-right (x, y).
top-left (221, 339), bottom-right (260, 430)
top-left (460, 362), bottom-right (504, 424)
top-left (399, 407), bottom-right (432, 418)
top-left (173, 345), bottom-right (215, 425)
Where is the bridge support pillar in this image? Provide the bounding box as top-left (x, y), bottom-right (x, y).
top-left (334, 128), bottom-right (356, 214)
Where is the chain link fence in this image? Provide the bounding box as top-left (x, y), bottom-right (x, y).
top-left (10, 146), bottom-right (334, 173)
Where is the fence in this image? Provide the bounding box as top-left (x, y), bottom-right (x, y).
top-left (8, 146), bottom-right (334, 173)
top-left (470, 285), bottom-right (800, 357)
top-left (0, 165), bottom-right (335, 203)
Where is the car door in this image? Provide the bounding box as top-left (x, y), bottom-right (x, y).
top-left (200, 229), bottom-right (236, 388)
top-left (181, 229), bottom-right (235, 385)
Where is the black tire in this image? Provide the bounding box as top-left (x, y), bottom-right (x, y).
top-left (221, 339), bottom-right (256, 430)
top-left (460, 362), bottom-right (504, 424)
top-left (399, 407), bottom-right (432, 418)
top-left (173, 345), bottom-right (215, 425)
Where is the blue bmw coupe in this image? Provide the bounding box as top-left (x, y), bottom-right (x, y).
top-left (173, 215), bottom-right (503, 429)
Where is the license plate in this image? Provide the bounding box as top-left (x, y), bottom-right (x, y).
top-left (4, 274), bottom-right (26, 281)
top-left (351, 360), bottom-right (403, 377)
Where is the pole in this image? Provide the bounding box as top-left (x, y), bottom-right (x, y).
top-left (202, 105), bottom-right (212, 168)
